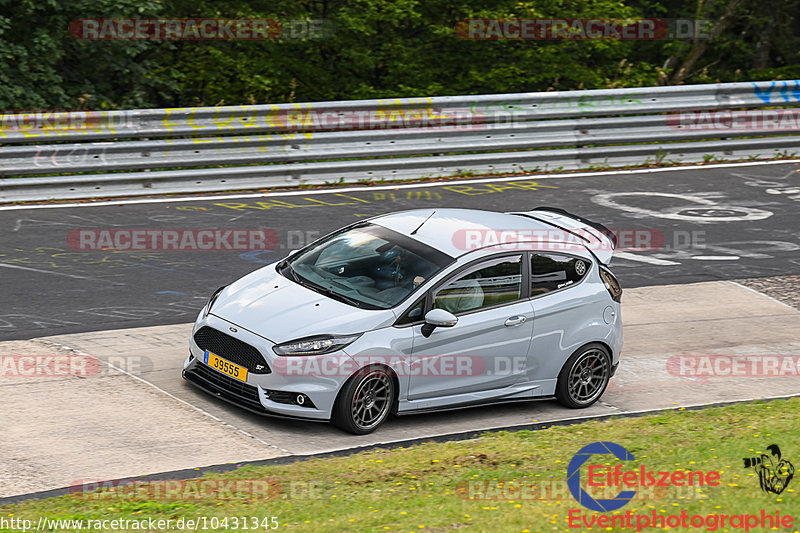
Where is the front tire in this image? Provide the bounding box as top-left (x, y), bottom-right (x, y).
top-left (555, 343), bottom-right (611, 408)
top-left (332, 366), bottom-right (395, 434)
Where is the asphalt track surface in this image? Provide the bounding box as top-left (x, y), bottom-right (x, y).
top-left (2, 161), bottom-right (800, 341)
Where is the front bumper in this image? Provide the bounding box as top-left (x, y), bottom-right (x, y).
top-left (183, 313), bottom-right (353, 421)
top-left (182, 362), bottom-right (324, 422)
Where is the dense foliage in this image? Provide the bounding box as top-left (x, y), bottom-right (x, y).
top-left (1, 0), bottom-right (798, 109)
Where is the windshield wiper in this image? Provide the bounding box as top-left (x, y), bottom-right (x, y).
top-left (281, 260), bottom-right (369, 309)
top-left (280, 260), bottom-right (304, 284)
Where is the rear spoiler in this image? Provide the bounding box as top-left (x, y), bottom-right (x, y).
top-left (511, 206), bottom-right (617, 265)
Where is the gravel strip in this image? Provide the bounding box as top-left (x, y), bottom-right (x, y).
top-left (736, 275), bottom-right (800, 311)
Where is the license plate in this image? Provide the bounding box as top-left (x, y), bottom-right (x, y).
top-left (204, 351), bottom-right (248, 382)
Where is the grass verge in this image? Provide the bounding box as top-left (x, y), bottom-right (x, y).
top-left (3, 398), bottom-right (800, 532)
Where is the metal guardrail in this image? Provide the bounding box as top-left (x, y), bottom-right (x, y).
top-left (1, 80), bottom-right (799, 202)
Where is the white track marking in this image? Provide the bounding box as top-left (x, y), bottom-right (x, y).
top-left (0, 159), bottom-right (798, 211)
top-left (690, 256), bottom-right (741, 260)
top-left (591, 191), bottom-right (774, 222)
top-left (614, 251), bottom-right (681, 265)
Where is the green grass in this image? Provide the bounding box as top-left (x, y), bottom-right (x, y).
top-left (3, 398), bottom-right (800, 532)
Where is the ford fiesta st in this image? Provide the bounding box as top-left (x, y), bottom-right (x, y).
top-left (182, 207), bottom-right (623, 434)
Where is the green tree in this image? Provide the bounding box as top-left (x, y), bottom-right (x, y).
top-left (1, 0), bottom-right (797, 110)
top-left (0, 0), bottom-right (176, 109)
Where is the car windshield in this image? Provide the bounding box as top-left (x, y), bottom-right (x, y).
top-left (281, 223), bottom-right (453, 310)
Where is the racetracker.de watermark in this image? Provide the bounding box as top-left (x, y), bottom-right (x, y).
top-left (455, 18), bottom-right (711, 40)
top-left (66, 229), bottom-right (279, 251)
top-left (451, 228), bottom-right (666, 252)
top-left (242, 107), bottom-right (485, 131)
top-left (0, 355), bottom-right (99, 378)
top-left (0, 110), bottom-right (138, 135)
top-left (69, 18), bottom-right (332, 40)
top-left (0, 354), bottom-right (153, 378)
top-left (455, 478), bottom-right (703, 502)
top-left (667, 355), bottom-right (800, 378)
top-left (668, 110), bottom-right (800, 131)
top-left (271, 355), bottom-right (533, 377)
top-left (69, 479), bottom-right (281, 500)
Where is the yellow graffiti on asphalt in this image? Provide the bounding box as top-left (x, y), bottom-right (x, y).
top-left (210, 181), bottom-right (557, 212)
top-left (440, 180), bottom-right (558, 195)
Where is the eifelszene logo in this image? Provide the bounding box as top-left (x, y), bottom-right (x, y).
top-left (743, 444), bottom-right (795, 495)
top-left (567, 441), bottom-right (721, 512)
top-left (568, 441), bottom-right (636, 511)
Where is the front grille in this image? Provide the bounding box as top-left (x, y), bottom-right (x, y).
top-left (185, 363), bottom-right (266, 413)
top-left (193, 326), bottom-right (271, 374)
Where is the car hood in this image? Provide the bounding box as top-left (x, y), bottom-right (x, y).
top-left (209, 263), bottom-right (397, 344)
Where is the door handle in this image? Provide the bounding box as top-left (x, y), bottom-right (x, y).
top-left (504, 315), bottom-right (526, 327)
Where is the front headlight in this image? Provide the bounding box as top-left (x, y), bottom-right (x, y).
top-left (273, 334), bottom-right (362, 356)
top-left (202, 286), bottom-right (227, 319)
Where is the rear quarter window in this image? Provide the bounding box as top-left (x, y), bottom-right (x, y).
top-left (530, 253), bottom-right (591, 297)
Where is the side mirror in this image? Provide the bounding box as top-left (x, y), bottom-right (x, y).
top-left (421, 308), bottom-right (458, 338)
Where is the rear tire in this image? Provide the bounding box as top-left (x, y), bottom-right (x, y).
top-left (332, 365), bottom-right (395, 434)
top-left (555, 343), bottom-right (611, 408)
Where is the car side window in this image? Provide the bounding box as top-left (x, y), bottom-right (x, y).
top-left (530, 253), bottom-right (590, 297)
top-left (433, 255), bottom-right (522, 315)
top-left (396, 296), bottom-right (426, 325)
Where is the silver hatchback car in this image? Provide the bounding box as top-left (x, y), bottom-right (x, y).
top-left (183, 207), bottom-right (623, 434)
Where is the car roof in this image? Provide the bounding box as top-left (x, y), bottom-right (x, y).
top-left (369, 208), bottom-right (578, 258)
